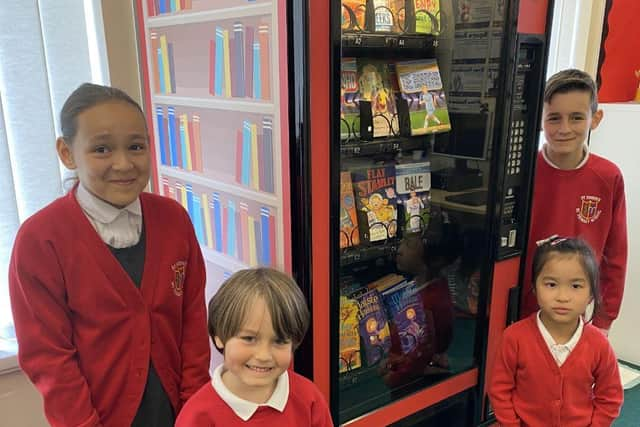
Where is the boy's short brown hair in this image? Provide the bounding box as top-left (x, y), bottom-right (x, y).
top-left (544, 69), bottom-right (598, 114)
top-left (207, 268), bottom-right (310, 353)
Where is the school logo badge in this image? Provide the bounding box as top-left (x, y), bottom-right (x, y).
top-left (576, 195), bottom-right (602, 224)
top-left (171, 261), bottom-right (187, 296)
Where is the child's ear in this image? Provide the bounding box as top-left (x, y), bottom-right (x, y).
top-left (590, 109), bottom-right (604, 130)
top-left (56, 137), bottom-right (76, 169)
top-left (214, 336), bottom-right (225, 350)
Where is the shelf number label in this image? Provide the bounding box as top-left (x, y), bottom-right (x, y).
top-left (398, 38), bottom-right (405, 47)
top-left (354, 36), bottom-right (362, 46)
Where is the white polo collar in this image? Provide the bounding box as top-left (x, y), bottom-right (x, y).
top-left (542, 143), bottom-right (590, 170)
top-left (211, 364), bottom-right (289, 421)
top-left (76, 183), bottom-right (141, 223)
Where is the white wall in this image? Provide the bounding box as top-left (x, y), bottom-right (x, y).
top-left (0, 369), bottom-right (47, 426)
top-left (589, 103), bottom-right (640, 365)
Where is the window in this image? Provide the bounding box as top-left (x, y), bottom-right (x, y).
top-left (0, 1), bottom-right (108, 372)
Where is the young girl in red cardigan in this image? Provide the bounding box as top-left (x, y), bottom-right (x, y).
top-left (489, 237), bottom-right (623, 426)
top-left (176, 268), bottom-right (333, 426)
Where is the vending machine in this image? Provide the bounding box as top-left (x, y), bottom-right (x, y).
top-left (298, 0), bottom-right (553, 425)
top-left (134, 0), bottom-right (553, 425)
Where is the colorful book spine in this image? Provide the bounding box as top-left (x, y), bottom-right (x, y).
top-left (209, 39), bottom-right (215, 95)
top-left (180, 183), bottom-right (188, 208)
top-left (174, 115), bottom-right (183, 167)
top-left (181, 114), bottom-right (193, 170)
top-left (215, 27), bottom-right (224, 96)
top-left (268, 213), bottom-right (276, 267)
top-left (170, 0), bottom-right (176, 12)
top-left (244, 26), bottom-right (254, 98)
top-left (248, 216), bottom-right (257, 265)
top-left (167, 106), bottom-right (177, 166)
top-left (235, 129), bottom-right (243, 184)
top-left (213, 192), bottom-right (222, 252)
top-left (262, 117), bottom-right (273, 192)
top-left (260, 207), bottom-right (271, 266)
top-left (159, 35), bottom-right (172, 93)
top-left (157, 48), bottom-right (166, 94)
top-left (202, 193), bottom-right (213, 249)
top-left (209, 196), bottom-right (217, 250)
top-left (239, 202), bottom-right (249, 263)
top-left (157, 0), bottom-right (166, 14)
top-left (193, 195), bottom-right (205, 245)
top-left (235, 207), bottom-right (242, 263)
top-left (253, 217), bottom-right (262, 265)
top-left (155, 106), bottom-right (167, 165)
top-left (161, 176), bottom-right (170, 197)
top-left (241, 121), bottom-right (251, 186)
top-left (185, 183), bottom-right (194, 222)
top-left (221, 203), bottom-right (228, 254)
top-left (150, 33), bottom-right (160, 92)
top-left (250, 123), bottom-right (259, 190)
top-left (258, 25), bottom-right (270, 100)
top-left (147, 0), bottom-right (157, 17)
top-left (233, 22), bottom-right (246, 98)
top-left (167, 42), bottom-right (176, 94)
top-left (252, 40), bottom-right (261, 99)
top-left (192, 115), bottom-right (202, 171)
top-left (179, 118), bottom-right (189, 170)
top-left (223, 29), bottom-right (232, 98)
top-left (227, 201), bottom-right (237, 257)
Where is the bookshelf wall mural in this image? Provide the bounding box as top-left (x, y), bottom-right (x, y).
top-left (138, 0), bottom-right (291, 290)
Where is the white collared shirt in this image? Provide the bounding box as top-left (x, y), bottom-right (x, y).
top-left (75, 183), bottom-right (143, 248)
top-left (542, 143), bottom-right (590, 169)
top-left (536, 310), bottom-right (584, 366)
top-left (211, 364), bottom-right (289, 421)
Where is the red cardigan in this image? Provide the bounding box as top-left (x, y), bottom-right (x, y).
top-left (175, 371), bottom-right (334, 426)
top-left (9, 190), bottom-right (211, 427)
top-left (488, 314), bottom-right (623, 427)
top-left (522, 151), bottom-right (627, 329)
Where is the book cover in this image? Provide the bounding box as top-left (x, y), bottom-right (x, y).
top-left (352, 165), bottom-right (398, 242)
top-left (339, 171), bottom-right (360, 248)
top-left (396, 59), bottom-right (451, 135)
top-left (339, 295), bottom-right (362, 373)
top-left (341, 0), bottom-right (367, 31)
top-left (357, 59), bottom-right (397, 138)
top-left (372, 0), bottom-right (394, 32)
top-left (380, 280), bottom-right (427, 355)
top-left (396, 161), bottom-right (431, 234)
top-left (413, 0), bottom-right (441, 35)
top-left (340, 58), bottom-right (359, 140)
top-left (356, 289), bottom-right (391, 366)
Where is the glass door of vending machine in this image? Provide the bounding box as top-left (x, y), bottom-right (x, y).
top-left (301, 0), bottom-right (551, 425)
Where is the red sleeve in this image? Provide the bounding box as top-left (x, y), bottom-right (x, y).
top-left (311, 387), bottom-right (335, 427)
top-left (591, 337), bottom-right (624, 426)
top-left (178, 209), bottom-right (211, 406)
top-left (8, 227), bottom-right (103, 427)
top-left (593, 172), bottom-right (627, 329)
top-left (487, 329), bottom-right (522, 427)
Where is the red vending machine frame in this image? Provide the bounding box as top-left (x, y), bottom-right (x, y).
top-left (305, 1), bottom-right (553, 425)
